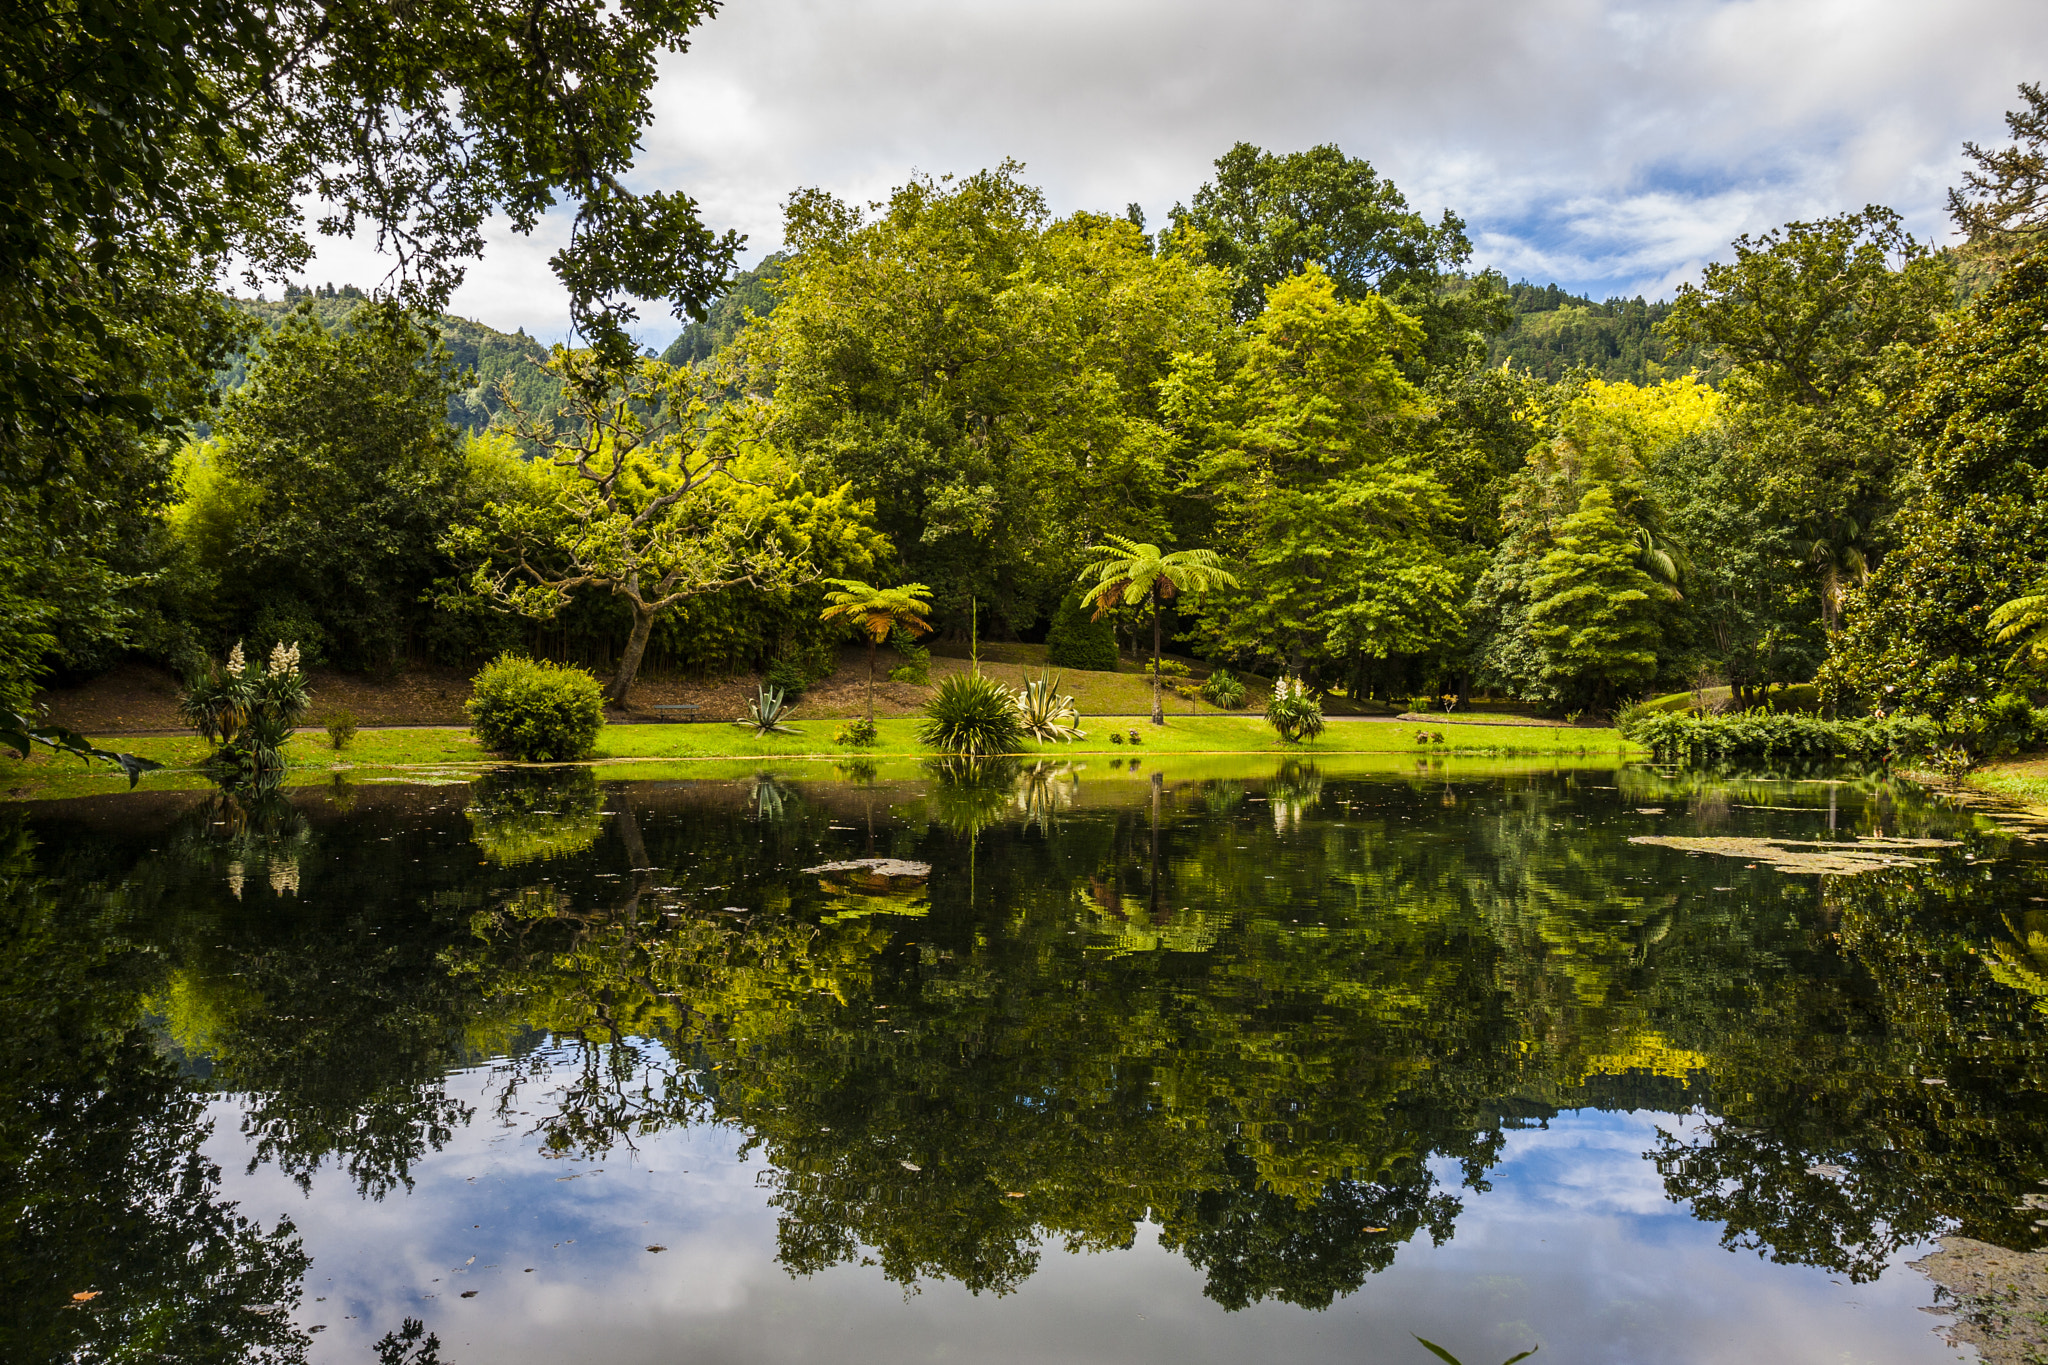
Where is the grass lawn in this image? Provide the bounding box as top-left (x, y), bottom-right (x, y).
top-left (0, 714), bottom-right (1639, 801)
top-left (1970, 756), bottom-right (2048, 813)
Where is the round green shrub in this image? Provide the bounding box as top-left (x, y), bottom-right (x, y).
top-left (466, 656), bottom-right (606, 761)
top-left (1200, 668), bottom-right (1248, 710)
top-left (918, 672), bottom-right (1025, 756)
top-left (1045, 591), bottom-right (1118, 671)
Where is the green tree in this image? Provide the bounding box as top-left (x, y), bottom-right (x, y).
top-left (1948, 81), bottom-right (2048, 257)
top-left (1, 0), bottom-right (742, 704)
top-left (190, 302), bottom-right (466, 668)
top-left (1173, 265), bottom-right (1465, 690)
top-left (1821, 249), bottom-right (2048, 716)
top-left (740, 165), bottom-right (1233, 634)
top-left (449, 348), bottom-right (884, 704)
top-left (1524, 485), bottom-right (1672, 711)
top-left (1168, 141), bottom-right (1511, 363)
top-left (1077, 536), bottom-right (1238, 724)
top-left (818, 579), bottom-right (934, 721)
top-left (1658, 208), bottom-right (1952, 617)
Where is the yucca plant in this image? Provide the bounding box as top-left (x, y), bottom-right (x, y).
top-left (735, 683), bottom-right (801, 737)
top-left (1014, 671), bottom-right (1085, 742)
top-left (1265, 675), bottom-right (1326, 744)
top-left (181, 640), bottom-right (311, 776)
top-left (919, 672), bottom-right (1024, 756)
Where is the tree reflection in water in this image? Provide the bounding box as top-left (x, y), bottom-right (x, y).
top-left (3, 762), bottom-right (2046, 1339)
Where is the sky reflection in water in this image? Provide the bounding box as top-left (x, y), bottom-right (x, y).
top-left (6, 759), bottom-right (2042, 1364)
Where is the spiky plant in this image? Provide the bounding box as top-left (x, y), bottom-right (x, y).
top-left (918, 672), bottom-right (1024, 756)
top-left (1264, 675), bottom-right (1326, 744)
top-left (1014, 671), bottom-right (1085, 742)
top-left (735, 684), bottom-right (801, 737)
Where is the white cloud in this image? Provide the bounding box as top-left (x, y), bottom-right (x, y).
top-left (293, 0), bottom-right (2048, 341)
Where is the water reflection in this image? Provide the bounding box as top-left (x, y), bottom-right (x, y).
top-left (2, 763), bottom-right (2045, 1360)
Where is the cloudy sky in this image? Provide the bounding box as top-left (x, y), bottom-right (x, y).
top-left (296, 0), bottom-right (2048, 349)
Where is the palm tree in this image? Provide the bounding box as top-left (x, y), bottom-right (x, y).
top-left (818, 579), bottom-right (934, 722)
top-left (1991, 576), bottom-right (2048, 674)
top-left (1077, 535), bottom-right (1239, 725)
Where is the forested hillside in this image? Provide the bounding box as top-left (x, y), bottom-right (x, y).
top-left (1485, 282), bottom-right (1715, 382)
top-left (223, 285), bottom-right (563, 433)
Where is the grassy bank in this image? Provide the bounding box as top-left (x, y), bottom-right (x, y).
top-left (1, 715), bottom-right (1638, 802)
top-left (1969, 756), bottom-right (2048, 814)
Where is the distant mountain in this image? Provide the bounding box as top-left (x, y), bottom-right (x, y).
top-left (1486, 281), bottom-right (1716, 384)
top-left (660, 254), bottom-right (785, 368)
top-left (223, 285), bottom-right (562, 433)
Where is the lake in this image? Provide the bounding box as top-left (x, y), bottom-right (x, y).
top-left (5, 756), bottom-right (2045, 1364)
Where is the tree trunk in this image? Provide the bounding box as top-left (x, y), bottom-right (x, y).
top-left (867, 638), bottom-right (878, 723)
top-left (608, 603), bottom-right (655, 706)
top-left (1150, 593), bottom-right (1165, 725)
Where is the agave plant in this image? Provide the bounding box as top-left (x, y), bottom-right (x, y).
top-left (1014, 672), bottom-right (1085, 742)
top-left (735, 684), bottom-right (801, 737)
top-left (918, 673), bottom-right (1024, 756)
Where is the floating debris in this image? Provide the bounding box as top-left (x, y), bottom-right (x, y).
top-left (803, 858), bottom-right (932, 880)
top-left (1628, 834), bottom-right (1955, 876)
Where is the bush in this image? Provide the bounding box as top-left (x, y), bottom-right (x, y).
top-left (1619, 707), bottom-right (1939, 765)
top-left (324, 709), bottom-right (357, 750)
top-left (918, 672), bottom-right (1025, 756)
top-left (1200, 668), bottom-right (1248, 710)
top-left (767, 657), bottom-right (822, 702)
top-left (466, 656), bottom-right (605, 761)
top-left (1266, 677), bottom-right (1326, 744)
top-left (888, 624), bottom-right (931, 684)
top-left (835, 717), bottom-right (878, 747)
top-left (1045, 590), bottom-right (1118, 671)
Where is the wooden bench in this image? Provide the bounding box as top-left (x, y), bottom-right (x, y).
top-left (649, 704), bottom-right (701, 722)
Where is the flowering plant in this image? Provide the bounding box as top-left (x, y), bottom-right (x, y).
top-left (1264, 676), bottom-right (1326, 744)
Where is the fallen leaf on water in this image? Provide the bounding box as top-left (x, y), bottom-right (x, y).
top-left (1362, 1227), bottom-right (1388, 1233)
top-left (646, 1245), bottom-right (667, 1253)
top-left (460, 1291), bottom-right (478, 1299)
top-left (900, 1161), bottom-right (921, 1172)
top-left (1005, 1192), bottom-right (1025, 1198)
top-left (71, 1291), bottom-right (99, 1303)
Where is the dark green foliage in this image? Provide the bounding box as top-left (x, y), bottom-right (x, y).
top-left (1200, 668), bottom-right (1248, 710)
top-left (1823, 248), bottom-right (2048, 717)
top-left (465, 656), bottom-right (605, 761)
top-left (765, 657), bottom-right (815, 701)
top-left (918, 672), bottom-right (1026, 756)
top-left (661, 255), bottom-right (787, 367)
top-left (1487, 283), bottom-right (1709, 383)
top-left (888, 624), bottom-right (932, 683)
top-left (834, 717), bottom-right (878, 747)
top-left (1168, 141), bottom-right (1510, 364)
top-left (0, 0), bottom-right (741, 703)
top-left (228, 290), bottom-right (561, 435)
top-left (1647, 431), bottom-right (1823, 698)
top-left (1525, 485), bottom-right (1670, 711)
top-left (196, 304), bottom-right (469, 670)
top-left (375, 1318), bottom-right (444, 1365)
top-left (324, 710), bottom-right (357, 751)
top-left (1046, 591), bottom-right (1120, 671)
top-left (1621, 708), bottom-right (1938, 763)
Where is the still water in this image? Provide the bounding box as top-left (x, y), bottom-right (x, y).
top-left (6, 758), bottom-right (2047, 1364)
